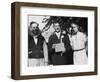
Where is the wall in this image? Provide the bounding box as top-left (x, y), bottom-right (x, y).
top-left (0, 0), bottom-right (100, 82)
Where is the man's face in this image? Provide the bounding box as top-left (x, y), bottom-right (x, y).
top-left (71, 23), bottom-right (78, 33)
top-left (54, 23), bottom-right (61, 33)
top-left (30, 23), bottom-right (40, 36)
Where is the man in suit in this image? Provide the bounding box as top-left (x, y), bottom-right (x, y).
top-left (28, 21), bottom-right (48, 67)
top-left (48, 22), bottom-right (72, 65)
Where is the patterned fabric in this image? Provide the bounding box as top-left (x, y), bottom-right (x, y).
top-left (69, 32), bottom-right (87, 50)
top-left (74, 49), bottom-right (88, 65)
top-left (68, 32), bottom-right (88, 65)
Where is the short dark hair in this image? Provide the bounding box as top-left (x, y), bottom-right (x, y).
top-left (53, 22), bottom-right (61, 27)
top-left (30, 21), bottom-right (39, 27)
top-left (53, 22), bottom-right (59, 25)
top-left (70, 21), bottom-right (80, 27)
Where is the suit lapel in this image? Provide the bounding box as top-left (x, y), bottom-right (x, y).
top-left (53, 33), bottom-right (61, 43)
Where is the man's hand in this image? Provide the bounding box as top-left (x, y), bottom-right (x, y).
top-left (28, 51), bottom-right (32, 54)
top-left (62, 47), bottom-right (66, 53)
top-left (52, 44), bottom-right (56, 48)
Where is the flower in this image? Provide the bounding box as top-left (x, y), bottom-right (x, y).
top-left (62, 31), bottom-right (66, 34)
top-left (61, 35), bottom-right (64, 39)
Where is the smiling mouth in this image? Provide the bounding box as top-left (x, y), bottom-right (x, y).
top-left (55, 29), bottom-right (60, 32)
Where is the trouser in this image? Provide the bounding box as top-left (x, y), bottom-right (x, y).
top-left (51, 54), bottom-right (67, 65)
top-left (28, 58), bottom-right (45, 67)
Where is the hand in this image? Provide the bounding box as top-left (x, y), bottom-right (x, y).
top-left (28, 51), bottom-right (32, 54)
top-left (62, 47), bottom-right (66, 53)
top-left (52, 44), bottom-right (56, 48)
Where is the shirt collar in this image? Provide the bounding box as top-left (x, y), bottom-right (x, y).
top-left (55, 32), bottom-right (61, 39)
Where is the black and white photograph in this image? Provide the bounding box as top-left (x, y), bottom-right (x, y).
top-left (28, 15), bottom-right (88, 67)
top-left (11, 2), bottom-right (97, 79)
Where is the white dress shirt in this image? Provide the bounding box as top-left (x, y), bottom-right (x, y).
top-left (33, 36), bottom-right (38, 45)
top-left (55, 32), bottom-right (61, 39)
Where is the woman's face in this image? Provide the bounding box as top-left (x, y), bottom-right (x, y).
top-left (71, 23), bottom-right (79, 33)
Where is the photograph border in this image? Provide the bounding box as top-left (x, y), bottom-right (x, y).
top-left (11, 2), bottom-right (98, 80)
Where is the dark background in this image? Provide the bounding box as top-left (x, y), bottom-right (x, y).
top-left (43, 16), bottom-right (88, 35)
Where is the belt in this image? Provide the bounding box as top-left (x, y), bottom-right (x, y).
top-left (74, 48), bottom-right (85, 52)
top-left (54, 52), bottom-right (65, 56)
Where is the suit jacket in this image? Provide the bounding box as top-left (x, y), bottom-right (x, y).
top-left (48, 32), bottom-right (72, 64)
top-left (28, 35), bottom-right (45, 58)
top-left (48, 32), bottom-right (72, 54)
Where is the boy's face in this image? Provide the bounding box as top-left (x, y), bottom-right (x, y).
top-left (71, 23), bottom-right (78, 33)
top-left (54, 23), bottom-right (61, 33)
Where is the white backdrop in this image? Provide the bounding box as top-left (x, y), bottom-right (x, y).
top-left (0, 0), bottom-right (100, 82)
